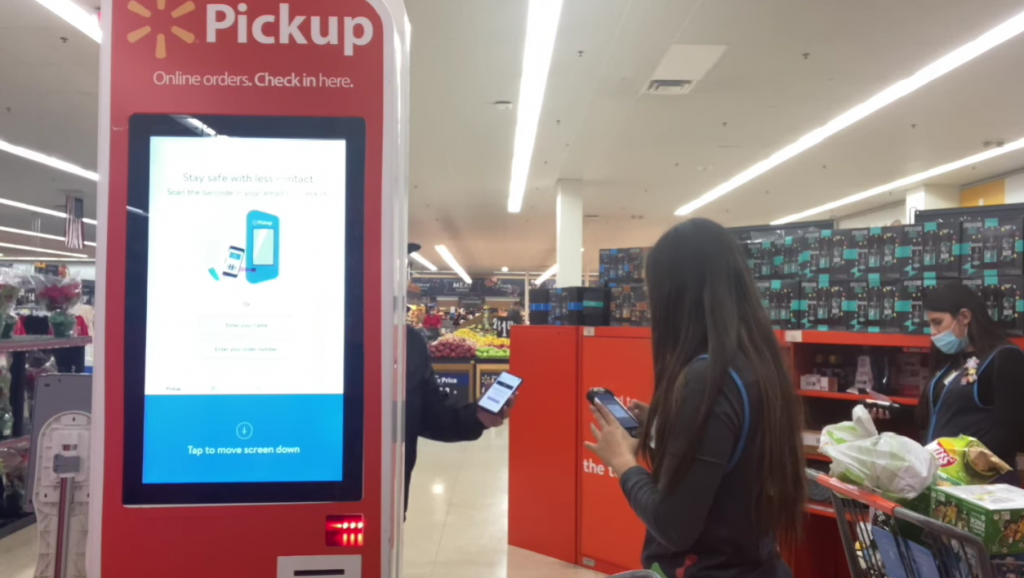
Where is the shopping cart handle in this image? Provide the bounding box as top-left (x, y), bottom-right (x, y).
top-left (813, 473), bottom-right (899, 515)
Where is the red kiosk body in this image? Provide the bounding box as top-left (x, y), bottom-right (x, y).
top-left (88, 1), bottom-right (410, 576)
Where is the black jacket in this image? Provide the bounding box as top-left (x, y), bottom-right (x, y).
top-left (621, 356), bottom-right (790, 578)
top-left (404, 325), bottom-right (485, 514)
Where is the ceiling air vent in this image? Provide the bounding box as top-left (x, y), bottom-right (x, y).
top-left (641, 44), bottom-right (727, 97)
top-left (645, 79), bottom-right (693, 95)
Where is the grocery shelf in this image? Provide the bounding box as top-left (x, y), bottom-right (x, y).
top-left (779, 330), bottom-right (930, 348)
top-left (0, 336), bottom-right (92, 353)
top-left (798, 390), bottom-right (919, 406)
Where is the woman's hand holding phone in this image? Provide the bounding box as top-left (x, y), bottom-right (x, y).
top-left (585, 403), bottom-right (640, 477)
top-left (866, 391), bottom-right (894, 421)
top-left (629, 400), bottom-right (650, 426)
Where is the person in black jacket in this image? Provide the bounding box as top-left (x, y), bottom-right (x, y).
top-left (584, 219), bottom-right (805, 578)
top-left (403, 246), bottom-right (510, 516)
top-left (871, 283), bottom-right (1024, 483)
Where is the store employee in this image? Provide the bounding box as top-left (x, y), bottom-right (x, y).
top-left (872, 283), bottom-right (1024, 483)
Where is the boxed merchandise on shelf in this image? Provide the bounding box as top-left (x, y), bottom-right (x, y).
top-left (548, 287), bottom-right (608, 326)
top-left (598, 247), bottom-right (649, 286)
top-left (962, 275), bottom-right (1024, 335)
top-left (896, 278), bottom-right (959, 334)
top-left (834, 228), bottom-right (870, 280)
top-left (920, 220), bottom-right (961, 278)
top-left (797, 275), bottom-right (844, 330)
top-left (817, 229), bottom-right (846, 279)
top-left (960, 217), bottom-right (1024, 278)
top-left (800, 374), bottom-right (838, 392)
top-left (609, 284), bottom-right (650, 327)
top-left (842, 276), bottom-right (898, 333)
top-left (734, 229), bottom-right (784, 279)
top-left (868, 226), bottom-right (902, 279)
top-left (756, 279), bottom-right (799, 329)
top-left (798, 230), bottom-right (823, 279)
top-left (529, 288), bottom-right (550, 325)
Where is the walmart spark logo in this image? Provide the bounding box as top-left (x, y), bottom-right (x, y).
top-left (127, 0), bottom-right (196, 59)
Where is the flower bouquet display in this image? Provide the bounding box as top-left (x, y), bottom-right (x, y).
top-left (0, 270), bottom-right (22, 339)
top-left (33, 274), bottom-right (82, 338)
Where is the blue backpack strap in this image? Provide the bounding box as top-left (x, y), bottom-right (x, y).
top-left (973, 345), bottom-right (1024, 408)
top-left (726, 368), bottom-right (750, 472)
top-left (690, 355), bottom-right (750, 472)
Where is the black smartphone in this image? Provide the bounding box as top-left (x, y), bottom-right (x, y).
top-left (863, 399), bottom-right (902, 413)
top-left (587, 388), bottom-right (641, 438)
top-left (478, 372), bottom-right (523, 415)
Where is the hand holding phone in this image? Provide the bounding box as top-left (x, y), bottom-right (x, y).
top-left (587, 388), bottom-right (641, 438)
top-left (478, 372), bottom-right (522, 417)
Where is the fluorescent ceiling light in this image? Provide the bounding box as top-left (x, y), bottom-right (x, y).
top-left (0, 197), bottom-right (97, 226)
top-left (0, 225), bottom-right (96, 247)
top-left (32, 0), bottom-right (102, 42)
top-left (506, 0), bottom-right (564, 213)
top-left (0, 241), bottom-right (87, 258)
top-left (410, 251), bottom-right (438, 271)
top-left (771, 138), bottom-right (1024, 225)
top-left (501, 266), bottom-right (509, 272)
top-left (0, 138), bottom-right (99, 182)
top-left (675, 7), bottom-right (1024, 216)
top-left (434, 245), bottom-right (472, 284)
top-left (535, 263), bottom-right (558, 284)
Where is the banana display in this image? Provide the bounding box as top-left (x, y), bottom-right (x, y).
top-left (453, 328), bottom-right (510, 359)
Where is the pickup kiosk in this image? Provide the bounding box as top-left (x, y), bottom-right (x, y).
top-left (88, 0), bottom-right (410, 576)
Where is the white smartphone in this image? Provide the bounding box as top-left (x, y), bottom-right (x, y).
top-left (222, 246), bottom-right (245, 278)
top-left (478, 372), bottom-right (523, 415)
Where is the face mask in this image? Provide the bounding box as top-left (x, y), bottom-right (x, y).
top-left (931, 322), bottom-right (969, 354)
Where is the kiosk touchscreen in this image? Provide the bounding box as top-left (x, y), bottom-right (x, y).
top-left (122, 115), bottom-right (365, 505)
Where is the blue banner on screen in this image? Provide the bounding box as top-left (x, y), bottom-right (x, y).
top-left (142, 395), bottom-right (344, 484)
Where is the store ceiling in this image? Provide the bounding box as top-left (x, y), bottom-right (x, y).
top-left (2, 0), bottom-right (1024, 268)
top-left (407, 0), bottom-right (1024, 273)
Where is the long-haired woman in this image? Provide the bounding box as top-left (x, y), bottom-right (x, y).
top-left (586, 218), bottom-right (805, 578)
top-left (872, 283), bottom-right (1024, 483)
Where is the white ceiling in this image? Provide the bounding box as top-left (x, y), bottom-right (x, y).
top-left (407, 0), bottom-right (1024, 273)
top-left (3, 0), bottom-right (1024, 268)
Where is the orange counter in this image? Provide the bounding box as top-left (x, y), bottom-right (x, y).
top-left (509, 326), bottom-right (850, 577)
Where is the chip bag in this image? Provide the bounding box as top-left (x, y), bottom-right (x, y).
top-left (926, 435), bottom-right (1012, 486)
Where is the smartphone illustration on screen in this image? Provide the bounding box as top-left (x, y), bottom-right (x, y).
top-left (246, 210), bottom-right (279, 284)
top-left (222, 246), bottom-right (245, 278)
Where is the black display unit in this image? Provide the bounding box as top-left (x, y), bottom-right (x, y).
top-left (122, 114), bottom-right (366, 505)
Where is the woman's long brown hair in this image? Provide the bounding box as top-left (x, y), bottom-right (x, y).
top-left (637, 218), bottom-right (805, 547)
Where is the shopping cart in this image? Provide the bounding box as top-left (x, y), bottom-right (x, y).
top-left (808, 468), bottom-right (1005, 578)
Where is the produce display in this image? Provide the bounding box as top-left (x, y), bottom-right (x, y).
top-left (428, 334), bottom-right (477, 359)
top-left (451, 328), bottom-right (510, 359)
top-left (476, 346), bottom-right (509, 360)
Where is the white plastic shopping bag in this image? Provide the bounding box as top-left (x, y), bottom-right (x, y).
top-left (819, 406), bottom-right (937, 499)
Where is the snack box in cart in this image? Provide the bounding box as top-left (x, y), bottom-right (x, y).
top-left (930, 484), bottom-right (1024, 555)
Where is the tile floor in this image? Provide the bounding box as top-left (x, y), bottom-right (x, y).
top-left (0, 427), bottom-right (601, 578)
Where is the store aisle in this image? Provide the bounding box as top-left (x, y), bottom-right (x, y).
top-left (0, 428), bottom-right (599, 578)
top-left (403, 427), bottom-right (602, 578)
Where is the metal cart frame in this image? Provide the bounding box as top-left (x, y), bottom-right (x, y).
top-left (809, 469), bottom-right (997, 578)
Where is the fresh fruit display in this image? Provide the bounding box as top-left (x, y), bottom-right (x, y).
top-left (476, 346), bottom-right (510, 360)
top-left (453, 328), bottom-right (510, 349)
top-left (428, 335), bottom-right (477, 359)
